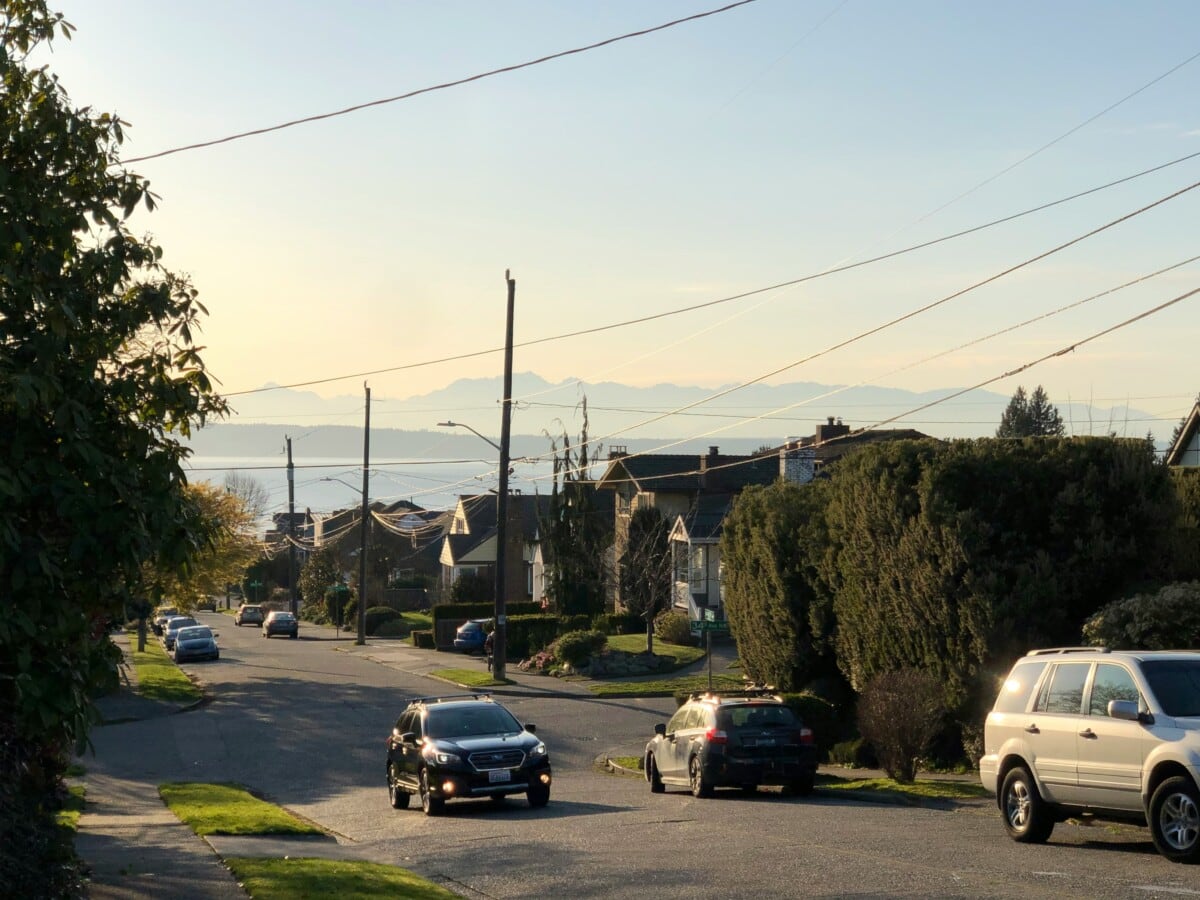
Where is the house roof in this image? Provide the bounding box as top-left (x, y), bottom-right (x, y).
top-left (804, 428), bottom-right (932, 463)
top-left (1166, 401), bottom-right (1200, 467)
top-left (673, 493), bottom-right (736, 543)
top-left (596, 451), bottom-right (777, 494)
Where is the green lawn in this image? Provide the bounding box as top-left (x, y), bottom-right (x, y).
top-left (55, 784), bottom-right (86, 830)
top-left (428, 668), bottom-right (511, 688)
top-left (401, 611), bottom-right (432, 629)
top-left (604, 634), bottom-right (705, 669)
top-left (817, 773), bottom-right (991, 802)
top-left (588, 672), bottom-right (746, 697)
top-left (225, 858), bottom-right (460, 899)
top-left (128, 639), bottom-right (202, 704)
top-left (159, 783), bottom-right (324, 836)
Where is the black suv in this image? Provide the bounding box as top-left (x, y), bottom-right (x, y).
top-left (645, 689), bottom-right (817, 797)
top-left (385, 693), bottom-right (551, 815)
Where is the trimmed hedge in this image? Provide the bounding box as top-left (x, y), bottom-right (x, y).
top-left (365, 606), bottom-right (400, 636)
top-left (654, 609), bottom-right (693, 645)
top-left (555, 630), bottom-right (608, 667)
top-left (412, 629), bottom-right (435, 649)
top-left (431, 601), bottom-right (542, 627)
top-left (592, 612), bottom-right (644, 635)
top-left (373, 619), bottom-right (408, 638)
top-left (507, 614), bottom-right (561, 660)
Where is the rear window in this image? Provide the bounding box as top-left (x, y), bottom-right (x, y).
top-left (993, 661), bottom-right (1048, 713)
top-left (1141, 660), bottom-right (1200, 717)
top-left (719, 704), bottom-right (797, 729)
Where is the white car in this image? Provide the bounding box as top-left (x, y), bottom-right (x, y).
top-left (980, 647), bottom-right (1200, 863)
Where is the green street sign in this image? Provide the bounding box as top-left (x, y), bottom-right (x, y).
top-left (695, 619), bottom-right (730, 632)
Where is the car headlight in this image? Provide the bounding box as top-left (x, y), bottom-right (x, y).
top-left (422, 746), bottom-right (461, 766)
top-left (530, 742), bottom-right (547, 758)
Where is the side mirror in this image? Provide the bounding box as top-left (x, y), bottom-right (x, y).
top-left (654, 723), bottom-right (666, 736)
top-left (525, 723), bottom-right (536, 734)
top-left (1108, 699), bottom-right (1148, 722)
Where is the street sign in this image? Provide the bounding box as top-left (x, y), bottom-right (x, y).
top-left (695, 619), bottom-right (730, 633)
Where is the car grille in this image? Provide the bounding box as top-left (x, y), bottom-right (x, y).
top-left (468, 749), bottom-right (525, 771)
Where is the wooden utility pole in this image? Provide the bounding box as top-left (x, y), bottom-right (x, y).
top-left (493, 271), bottom-right (515, 680)
top-left (357, 383), bottom-right (371, 646)
top-left (287, 435), bottom-right (297, 616)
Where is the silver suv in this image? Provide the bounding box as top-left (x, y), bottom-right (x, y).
top-left (980, 647), bottom-right (1200, 862)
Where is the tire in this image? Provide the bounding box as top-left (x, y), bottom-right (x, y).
top-left (689, 755), bottom-right (713, 798)
top-left (388, 772), bottom-right (411, 810)
top-left (290, 632), bottom-right (297, 639)
top-left (647, 754), bottom-right (665, 794)
top-left (1000, 766), bottom-right (1055, 843)
top-left (783, 775), bottom-right (814, 797)
top-left (1150, 776), bottom-right (1200, 863)
top-left (419, 768), bottom-right (443, 816)
top-left (527, 781), bottom-right (550, 808)
top-left (490, 794), bottom-right (507, 805)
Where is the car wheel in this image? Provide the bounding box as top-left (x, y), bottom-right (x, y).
top-left (1001, 766), bottom-right (1054, 843)
top-left (647, 754), bottom-right (665, 794)
top-left (290, 633), bottom-right (297, 639)
top-left (388, 773), bottom-right (411, 810)
top-left (1150, 776), bottom-right (1200, 863)
top-left (490, 794), bottom-right (507, 805)
top-left (689, 755), bottom-right (713, 798)
top-left (740, 784), bottom-right (758, 794)
top-left (527, 781), bottom-right (550, 808)
top-left (419, 768), bottom-right (443, 816)
top-left (783, 775), bottom-right (814, 797)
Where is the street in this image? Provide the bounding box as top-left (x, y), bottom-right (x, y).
top-left (81, 614), bottom-right (1200, 899)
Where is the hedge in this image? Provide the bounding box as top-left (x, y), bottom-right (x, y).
top-left (365, 606), bottom-right (400, 636)
top-left (507, 614), bottom-right (561, 660)
top-left (592, 612), bottom-right (644, 635)
top-left (412, 629), bottom-right (435, 649)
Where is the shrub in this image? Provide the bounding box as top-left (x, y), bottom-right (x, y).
top-left (412, 629), bottom-right (435, 649)
top-left (300, 600), bottom-right (330, 625)
top-left (856, 668), bottom-right (946, 783)
top-left (373, 619), bottom-right (408, 638)
top-left (592, 612), bottom-right (644, 635)
top-left (554, 630), bottom-right (608, 667)
top-left (365, 606), bottom-right (400, 636)
top-left (506, 614), bottom-right (561, 660)
top-left (654, 609), bottom-right (693, 645)
top-left (1082, 581), bottom-right (1200, 649)
top-left (558, 614), bottom-right (591, 634)
top-left (828, 738), bottom-right (878, 769)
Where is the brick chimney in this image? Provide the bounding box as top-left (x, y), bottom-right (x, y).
top-left (779, 439), bottom-right (814, 484)
top-left (815, 416), bottom-right (849, 444)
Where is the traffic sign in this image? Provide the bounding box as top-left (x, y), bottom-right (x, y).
top-left (695, 619), bottom-right (730, 632)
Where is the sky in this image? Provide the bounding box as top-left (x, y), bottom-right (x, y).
top-left (35, 0), bottom-right (1200, 454)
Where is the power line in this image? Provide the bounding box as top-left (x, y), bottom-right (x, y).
top-left (222, 149), bottom-right (1200, 398)
top-left (120, 1), bottom-right (760, 164)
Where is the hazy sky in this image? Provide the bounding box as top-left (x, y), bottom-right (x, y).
top-left (40, 1), bottom-right (1200, 445)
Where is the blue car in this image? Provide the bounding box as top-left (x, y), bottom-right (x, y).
top-left (452, 619), bottom-right (491, 654)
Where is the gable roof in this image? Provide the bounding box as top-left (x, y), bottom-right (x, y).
top-left (672, 493), bottom-right (737, 543)
top-left (596, 450), bottom-right (777, 494)
top-left (1166, 401), bottom-right (1200, 467)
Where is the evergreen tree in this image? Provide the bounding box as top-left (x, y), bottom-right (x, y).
top-left (997, 384), bottom-right (1065, 437)
top-left (618, 506), bottom-right (672, 653)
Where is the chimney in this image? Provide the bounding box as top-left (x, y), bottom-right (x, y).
top-left (815, 416), bottom-right (850, 444)
top-left (609, 445), bottom-right (627, 459)
top-left (780, 439), bottom-right (815, 484)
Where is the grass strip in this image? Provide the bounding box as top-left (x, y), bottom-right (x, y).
top-left (588, 673), bottom-right (747, 697)
top-left (816, 773), bottom-right (991, 802)
top-left (604, 634), bottom-right (705, 669)
top-left (55, 784), bottom-right (86, 830)
top-left (159, 782), bottom-right (324, 836)
top-left (128, 639), bottom-right (202, 704)
top-left (225, 857), bottom-right (459, 899)
top-left (610, 756), bottom-right (643, 772)
top-left (428, 667), bottom-right (511, 688)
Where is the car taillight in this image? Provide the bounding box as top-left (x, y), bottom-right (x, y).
top-left (705, 728), bottom-right (728, 745)
top-left (796, 728), bottom-right (813, 745)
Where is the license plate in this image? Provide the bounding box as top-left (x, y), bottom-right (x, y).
top-left (489, 769), bottom-right (512, 783)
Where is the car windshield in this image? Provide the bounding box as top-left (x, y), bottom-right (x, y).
top-left (177, 627), bottom-right (211, 641)
top-left (168, 618), bottom-right (196, 630)
top-left (426, 705), bottom-right (522, 739)
top-left (1141, 660), bottom-right (1200, 717)
top-left (459, 622), bottom-right (481, 633)
top-left (720, 704), bottom-right (798, 729)
top-left (272, 613), bottom-right (294, 622)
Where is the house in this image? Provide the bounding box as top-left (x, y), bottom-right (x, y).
top-left (598, 418), bottom-right (932, 626)
top-left (1166, 400), bottom-right (1200, 467)
top-left (438, 492), bottom-right (550, 605)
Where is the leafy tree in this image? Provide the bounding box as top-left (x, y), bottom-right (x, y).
top-left (1082, 582), bottom-right (1200, 650)
top-left (996, 385), bottom-right (1065, 437)
top-left (0, 2), bottom-right (225, 891)
top-left (618, 506), bottom-right (672, 653)
top-left (450, 571), bottom-right (493, 603)
top-left (541, 398), bottom-right (611, 616)
top-left (298, 545), bottom-right (342, 622)
top-left (721, 480), bottom-right (836, 691)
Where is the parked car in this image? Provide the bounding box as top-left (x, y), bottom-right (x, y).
top-left (262, 610), bottom-right (298, 639)
top-left (161, 616), bottom-right (198, 651)
top-left (151, 606), bottom-right (178, 636)
top-left (173, 625), bottom-right (219, 663)
top-left (452, 618), bottom-right (491, 654)
top-left (980, 647), bottom-right (1200, 863)
top-left (234, 604), bottom-right (265, 627)
top-left (644, 689), bottom-right (817, 798)
top-left (385, 692), bottom-right (551, 815)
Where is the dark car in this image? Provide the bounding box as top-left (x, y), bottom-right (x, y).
top-left (385, 693), bottom-right (551, 815)
top-left (162, 616), bottom-right (198, 651)
top-left (151, 606), bottom-right (178, 636)
top-left (234, 604), bottom-right (264, 626)
top-left (173, 625), bottom-right (219, 663)
top-left (262, 610), bottom-right (298, 639)
top-left (452, 619), bottom-right (491, 654)
top-left (644, 690), bottom-right (817, 797)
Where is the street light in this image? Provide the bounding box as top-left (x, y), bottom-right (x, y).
top-left (438, 418), bottom-right (511, 680)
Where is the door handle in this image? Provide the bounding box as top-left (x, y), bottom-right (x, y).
top-left (1079, 728), bottom-right (1097, 739)
top-left (1024, 724), bottom-right (1039, 734)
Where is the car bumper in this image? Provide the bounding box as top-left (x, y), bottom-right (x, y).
top-left (427, 760), bottom-right (552, 800)
top-left (703, 750), bottom-right (817, 786)
top-left (176, 649), bottom-right (219, 662)
top-left (264, 628), bottom-right (298, 636)
top-left (978, 753), bottom-right (999, 794)
top-left (452, 641), bottom-right (484, 653)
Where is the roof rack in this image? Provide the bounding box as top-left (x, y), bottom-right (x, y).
top-left (688, 687), bottom-right (780, 702)
top-left (407, 692), bottom-right (494, 705)
top-left (1025, 647), bottom-right (1110, 656)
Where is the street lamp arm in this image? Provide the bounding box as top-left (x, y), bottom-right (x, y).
top-left (438, 420), bottom-right (502, 453)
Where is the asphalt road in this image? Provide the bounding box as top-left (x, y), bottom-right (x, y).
top-left (84, 613), bottom-right (1200, 899)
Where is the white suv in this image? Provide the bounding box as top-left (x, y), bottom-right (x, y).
top-left (980, 647), bottom-right (1200, 862)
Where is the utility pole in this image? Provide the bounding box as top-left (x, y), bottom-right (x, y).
top-left (493, 270), bottom-right (515, 680)
top-left (357, 383), bottom-right (371, 646)
top-left (287, 435), bottom-right (297, 616)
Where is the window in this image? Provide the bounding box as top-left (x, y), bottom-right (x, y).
top-left (993, 661), bottom-right (1048, 714)
top-left (674, 542), bottom-right (688, 585)
top-left (1142, 660), bottom-right (1200, 717)
top-left (617, 490), bottom-right (632, 515)
top-left (667, 707), bottom-right (689, 734)
top-left (1089, 664), bottom-right (1141, 716)
top-left (689, 545), bottom-right (708, 595)
top-left (1034, 662), bottom-right (1089, 714)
